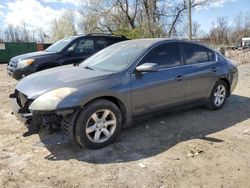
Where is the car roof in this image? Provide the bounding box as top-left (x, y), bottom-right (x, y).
top-left (111, 38), bottom-right (177, 49)
top-left (70, 33), bottom-right (128, 40)
top-left (119, 38), bottom-right (215, 51)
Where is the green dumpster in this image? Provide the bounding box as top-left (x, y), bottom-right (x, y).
top-left (0, 42), bottom-right (37, 63)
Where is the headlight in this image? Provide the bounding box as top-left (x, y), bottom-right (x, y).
top-left (29, 87), bottom-right (77, 111)
top-left (17, 59), bottom-right (34, 68)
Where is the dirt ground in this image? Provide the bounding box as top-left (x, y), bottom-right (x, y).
top-left (0, 60), bottom-right (250, 187)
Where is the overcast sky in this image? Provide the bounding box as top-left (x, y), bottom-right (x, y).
top-left (0, 0), bottom-right (249, 33)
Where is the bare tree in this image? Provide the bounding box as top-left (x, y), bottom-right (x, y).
top-left (209, 16), bottom-right (229, 45)
top-left (22, 22), bottom-right (30, 42)
top-left (49, 10), bottom-right (77, 42)
top-left (37, 28), bottom-right (47, 43)
top-left (0, 29), bottom-right (3, 42)
top-left (116, 0), bottom-right (139, 29)
top-left (4, 25), bottom-right (16, 42)
top-left (78, 0), bottom-right (209, 38)
top-left (141, 0), bottom-right (158, 36)
top-left (167, 0), bottom-right (208, 37)
top-left (192, 21), bottom-right (201, 37)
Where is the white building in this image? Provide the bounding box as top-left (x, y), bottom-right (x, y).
top-left (242, 37), bottom-right (250, 48)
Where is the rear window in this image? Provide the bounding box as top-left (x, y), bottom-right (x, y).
top-left (96, 39), bottom-right (108, 51)
top-left (183, 43), bottom-right (216, 65)
top-left (106, 37), bottom-right (126, 45)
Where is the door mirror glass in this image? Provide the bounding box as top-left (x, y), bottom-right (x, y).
top-left (136, 63), bottom-right (158, 73)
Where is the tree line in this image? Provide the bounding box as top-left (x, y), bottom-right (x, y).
top-left (0, 0), bottom-right (249, 47)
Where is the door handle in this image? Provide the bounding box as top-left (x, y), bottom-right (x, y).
top-left (175, 75), bottom-right (183, 81)
top-left (211, 67), bottom-right (217, 72)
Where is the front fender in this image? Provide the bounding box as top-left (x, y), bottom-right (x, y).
top-left (56, 74), bottom-right (132, 117)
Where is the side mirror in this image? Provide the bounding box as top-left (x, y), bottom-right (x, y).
top-left (136, 63), bottom-right (158, 73)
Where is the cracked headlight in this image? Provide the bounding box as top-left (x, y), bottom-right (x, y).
top-left (29, 87), bottom-right (77, 111)
top-left (17, 59), bottom-right (34, 69)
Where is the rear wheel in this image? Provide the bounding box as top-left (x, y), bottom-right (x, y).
top-left (75, 99), bottom-right (122, 149)
top-left (207, 80), bottom-right (228, 110)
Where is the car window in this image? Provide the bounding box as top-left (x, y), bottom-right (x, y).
top-left (45, 37), bottom-right (76, 53)
top-left (216, 53), bottom-right (225, 62)
top-left (67, 39), bottom-right (94, 55)
top-left (140, 42), bottom-right (181, 69)
top-left (183, 43), bottom-right (215, 65)
top-left (79, 41), bottom-right (149, 72)
top-left (107, 38), bottom-right (125, 45)
top-left (96, 39), bottom-right (108, 51)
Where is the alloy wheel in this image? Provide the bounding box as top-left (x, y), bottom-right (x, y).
top-left (213, 84), bottom-right (226, 107)
top-left (85, 109), bottom-right (117, 143)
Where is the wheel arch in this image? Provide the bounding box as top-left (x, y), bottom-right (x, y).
top-left (65, 95), bottom-right (128, 145)
top-left (83, 96), bottom-right (127, 125)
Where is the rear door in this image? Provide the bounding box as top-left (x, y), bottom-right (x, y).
top-left (95, 37), bottom-right (109, 52)
top-left (182, 42), bottom-right (218, 101)
top-left (131, 42), bottom-right (187, 115)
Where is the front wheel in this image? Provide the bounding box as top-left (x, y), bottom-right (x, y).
top-left (75, 99), bottom-right (122, 149)
top-left (207, 80), bottom-right (228, 110)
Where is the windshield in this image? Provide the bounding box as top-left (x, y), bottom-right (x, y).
top-left (45, 37), bottom-right (76, 52)
top-left (79, 41), bottom-right (149, 72)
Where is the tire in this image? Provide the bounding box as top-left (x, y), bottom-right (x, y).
top-left (75, 99), bottom-right (122, 149)
top-left (207, 80), bottom-right (228, 110)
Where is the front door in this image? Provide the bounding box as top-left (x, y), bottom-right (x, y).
top-left (131, 42), bottom-right (186, 115)
top-left (62, 38), bottom-right (95, 65)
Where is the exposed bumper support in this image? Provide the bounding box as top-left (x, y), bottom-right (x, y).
top-left (10, 97), bottom-right (39, 134)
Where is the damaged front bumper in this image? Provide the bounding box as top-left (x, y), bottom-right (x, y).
top-left (9, 90), bottom-right (79, 141)
top-left (10, 94), bottom-right (39, 134)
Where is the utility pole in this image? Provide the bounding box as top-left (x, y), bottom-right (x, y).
top-left (188, 0), bottom-right (192, 40)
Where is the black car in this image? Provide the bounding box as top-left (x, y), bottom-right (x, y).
top-left (10, 39), bottom-right (238, 149)
top-left (7, 33), bottom-right (128, 80)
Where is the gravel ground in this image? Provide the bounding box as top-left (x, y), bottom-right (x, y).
top-left (0, 62), bottom-right (250, 188)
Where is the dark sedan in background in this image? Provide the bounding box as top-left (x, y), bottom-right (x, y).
top-left (7, 33), bottom-right (128, 80)
top-left (10, 39), bottom-right (238, 149)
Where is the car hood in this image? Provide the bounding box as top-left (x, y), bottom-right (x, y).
top-left (11, 51), bottom-right (57, 62)
top-left (16, 65), bottom-right (112, 99)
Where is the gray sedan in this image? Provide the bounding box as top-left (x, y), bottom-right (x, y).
top-left (10, 39), bottom-right (238, 149)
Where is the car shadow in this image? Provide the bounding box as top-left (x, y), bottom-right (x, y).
top-left (39, 94), bottom-right (250, 164)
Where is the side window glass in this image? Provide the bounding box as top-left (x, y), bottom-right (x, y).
top-left (107, 38), bottom-right (117, 45)
top-left (78, 39), bottom-right (94, 55)
top-left (67, 41), bottom-right (77, 52)
top-left (184, 43), bottom-right (215, 64)
top-left (217, 53), bottom-right (225, 62)
top-left (208, 50), bottom-right (216, 61)
top-left (96, 39), bottom-right (108, 51)
top-left (67, 39), bottom-right (94, 55)
top-left (140, 43), bottom-right (181, 69)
